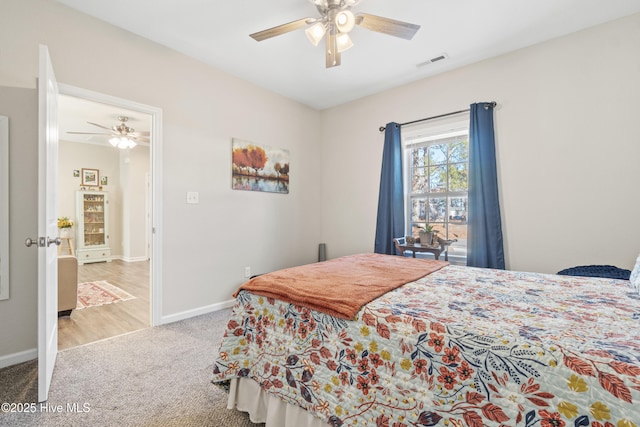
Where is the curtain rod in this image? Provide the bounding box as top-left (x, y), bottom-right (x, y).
top-left (378, 102), bottom-right (496, 132)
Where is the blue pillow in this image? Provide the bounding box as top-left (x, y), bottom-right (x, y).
top-left (557, 265), bottom-right (631, 280)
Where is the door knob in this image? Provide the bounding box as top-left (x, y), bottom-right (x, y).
top-left (25, 237), bottom-right (60, 247)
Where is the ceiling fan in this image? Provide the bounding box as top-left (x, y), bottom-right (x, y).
top-left (67, 115), bottom-right (150, 149)
top-left (250, 0), bottom-right (420, 68)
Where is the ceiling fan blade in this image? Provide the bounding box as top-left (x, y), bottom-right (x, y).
top-left (356, 13), bottom-right (420, 40)
top-left (66, 131), bottom-right (114, 136)
top-left (250, 18), bottom-right (312, 41)
top-left (128, 131), bottom-right (150, 136)
top-left (130, 135), bottom-right (150, 143)
top-left (86, 121), bottom-right (114, 131)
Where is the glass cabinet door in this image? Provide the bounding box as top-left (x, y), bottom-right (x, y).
top-left (82, 193), bottom-right (105, 247)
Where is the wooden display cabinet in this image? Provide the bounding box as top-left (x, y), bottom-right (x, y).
top-left (75, 190), bottom-right (111, 264)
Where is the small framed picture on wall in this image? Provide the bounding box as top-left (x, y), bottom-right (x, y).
top-left (82, 168), bottom-right (99, 186)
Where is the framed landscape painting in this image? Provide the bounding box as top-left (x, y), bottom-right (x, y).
top-left (82, 168), bottom-right (99, 186)
top-left (231, 138), bottom-right (289, 194)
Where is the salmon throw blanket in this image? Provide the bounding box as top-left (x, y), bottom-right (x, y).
top-left (234, 253), bottom-right (448, 320)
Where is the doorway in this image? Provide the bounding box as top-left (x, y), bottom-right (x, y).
top-left (55, 84), bottom-right (163, 348)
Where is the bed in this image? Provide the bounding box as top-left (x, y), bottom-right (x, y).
top-left (212, 253), bottom-right (640, 426)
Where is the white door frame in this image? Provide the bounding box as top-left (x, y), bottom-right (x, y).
top-left (145, 172), bottom-right (151, 260)
top-left (58, 83), bottom-right (163, 327)
top-left (0, 115), bottom-right (8, 301)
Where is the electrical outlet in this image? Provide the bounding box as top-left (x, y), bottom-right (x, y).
top-left (244, 266), bottom-right (251, 278)
top-left (186, 191), bottom-right (199, 204)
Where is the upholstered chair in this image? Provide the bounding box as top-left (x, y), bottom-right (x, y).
top-left (58, 255), bottom-right (78, 317)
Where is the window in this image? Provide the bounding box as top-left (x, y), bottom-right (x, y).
top-left (403, 117), bottom-right (468, 264)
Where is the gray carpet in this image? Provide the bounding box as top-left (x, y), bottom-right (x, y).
top-left (0, 309), bottom-right (264, 426)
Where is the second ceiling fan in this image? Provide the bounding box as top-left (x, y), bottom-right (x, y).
top-left (250, 0), bottom-right (420, 68)
top-left (67, 115), bottom-right (150, 149)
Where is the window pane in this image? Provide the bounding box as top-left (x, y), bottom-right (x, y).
top-left (428, 197), bottom-right (446, 222)
top-left (412, 167), bottom-right (427, 192)
top-left (429, 166), bottom-right (446, 193)
top-left (412, 147), bottom-right (426, 168)
top-left (447, 224), bottom-right (467, 255)
top-left (410, 199), bottom-right (427, 222)
top-left (448, 163), bottom-right (468, 192)
top-left (448, 197), bottom-right (467, 223)
top-left (449, 140), bottom-right (468, 163)
top-left (431, 223), bottom-right (446, 237)
top-left (428, 144), bottom-right (447, 165)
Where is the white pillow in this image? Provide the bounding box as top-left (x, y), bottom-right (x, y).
top-left (630, 254), bottom-right (640, 293)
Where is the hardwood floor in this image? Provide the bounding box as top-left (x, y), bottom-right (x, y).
top-left (58, 259), bottom-right (150, 351)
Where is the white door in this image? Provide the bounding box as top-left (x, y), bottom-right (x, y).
top-left (37, 44), bottom-right (60, 402)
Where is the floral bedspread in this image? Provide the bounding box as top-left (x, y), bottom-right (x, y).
top-left (213, 265), bottom-right (640, 426)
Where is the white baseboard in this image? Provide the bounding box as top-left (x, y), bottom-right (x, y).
top-left (159, 299), bottom-right (236, 325)
top-left (0, 302), bottom-right (236, 368)
top-left (111, 255), bottom-right (149, 263)
top-left (0, 348), bottom-right (37, 369)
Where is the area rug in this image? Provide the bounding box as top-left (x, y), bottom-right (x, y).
top-left (76, 281), bottom-right (135, 310)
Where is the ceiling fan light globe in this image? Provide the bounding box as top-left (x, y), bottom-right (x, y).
top-left (336, 33), bottom-right (353, 53)
top-left (110, 136), bottom-right (133, 149)
top-left (335, 10), bottom-right (355, 33)
top-left (305, 22), bottom-right (326, 46)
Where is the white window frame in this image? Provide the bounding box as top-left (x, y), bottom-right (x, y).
top-left (0, 116), bottom-right (9, 300)
top-left (402, 115), bottom-right (469, 263)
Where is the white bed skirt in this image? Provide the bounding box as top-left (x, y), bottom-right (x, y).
top-left (227, 377), bottom-right (330, 427)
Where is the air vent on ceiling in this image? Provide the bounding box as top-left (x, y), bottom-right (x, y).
top-left (416, 53), bottom-right (449, 68)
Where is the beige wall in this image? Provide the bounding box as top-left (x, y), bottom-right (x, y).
top-left (0, 87), bottom-right (38, 361)
top-left (57, 140), bottom-right (151, 262)
top-left (319, 13), bottom-right (640, 274)
top-left (58, 140), bottom-right (121, 258)
top-left (1, 0), bottom-right (638, 363)
top-left (120, 146), bottom-right (151, 261)
top-left (0, 0), bottom-right (322, 360)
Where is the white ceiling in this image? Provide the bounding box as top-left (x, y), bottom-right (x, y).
top-left (59, 95), bottom-right (151, 146)
top-left (55, 0), bottom-right (640, 111)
